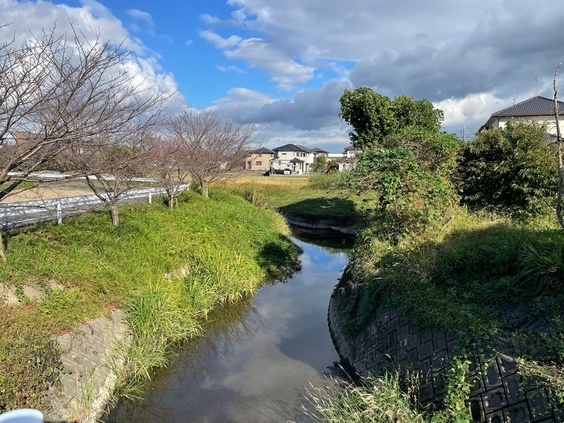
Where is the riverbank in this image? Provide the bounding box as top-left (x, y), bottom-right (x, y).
top-left (319, 210), bottom-right (564, 421)
top-left (226, 173), bottom-right (564, 420)
top-left (0, 189), bottom-right (300, 420)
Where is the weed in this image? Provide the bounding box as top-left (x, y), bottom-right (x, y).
top-left (303, 372), bottom-right (426, 423)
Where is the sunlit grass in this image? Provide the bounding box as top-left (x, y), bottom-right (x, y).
top-left (0, 190), bottom-right (299, 411)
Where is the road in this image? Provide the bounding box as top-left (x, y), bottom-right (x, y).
top-left (0, 185), bottom-right (189, 231)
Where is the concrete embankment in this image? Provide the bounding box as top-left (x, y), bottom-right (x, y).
top-left (46, 310), bottom-right (128, 423)
top-left (1, 284), bottom-right (128, 423)
top-left (328, 270), bottom-right (564, 422)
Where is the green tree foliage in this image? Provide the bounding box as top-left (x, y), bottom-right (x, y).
top-left (311, 155), bottom-right (327, 172)
top-left (339, 88), bottom-right (444, 150)
top-left (339, 87), bottom-right (396, 149)
top-left (339, 87), bottom-right (459, 239)
top-left (456, 121), bottom-right (557, 218)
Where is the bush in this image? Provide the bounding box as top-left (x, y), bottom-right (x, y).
top-left (456, 121), bottom-right (557, 219)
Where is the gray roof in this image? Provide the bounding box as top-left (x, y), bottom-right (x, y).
top-left (310, 147), bottom-right (328, 153)
top-left (491, 96), bottom-right (564, 117)
top-left (252, 147), bottom-right (274, 154)
top-left (273, 143), bottom-right (311, 153)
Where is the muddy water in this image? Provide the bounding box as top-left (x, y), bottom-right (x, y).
top-left (106, 229), bottom-right (352, 423)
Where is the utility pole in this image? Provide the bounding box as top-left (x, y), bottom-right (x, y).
top-left (460, 125), bottom-right (469, 142)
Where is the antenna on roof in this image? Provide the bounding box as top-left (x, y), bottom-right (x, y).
top-left (535, 77), bottom-right (538, 96)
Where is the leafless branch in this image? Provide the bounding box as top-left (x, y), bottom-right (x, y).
top-left (554, 61), bottom-right (564, 230)
top-left (166, 109), bottom-right (256, 197)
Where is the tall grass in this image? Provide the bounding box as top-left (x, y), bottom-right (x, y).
top-left (304, 372), bottom-right (427, 423)
top-left (0, 190), bottom-right (299, 411)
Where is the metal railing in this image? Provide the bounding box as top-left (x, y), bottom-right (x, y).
top-left (0, 184), bottom-right (190, 231)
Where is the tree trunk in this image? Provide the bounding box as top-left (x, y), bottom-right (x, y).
top-left (109, 202), bottom-right (120, 226)
top-left (0, 231), bottom-right (6, 265)
top-left (201, 180), bottom-right (209, 197)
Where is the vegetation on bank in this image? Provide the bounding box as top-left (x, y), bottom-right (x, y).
top-left (221, 89), bottom-right (564, 421)
top-left (217, 172), bottom-right (366, 227)
top-left (0, 190), bottom-right (299, 413)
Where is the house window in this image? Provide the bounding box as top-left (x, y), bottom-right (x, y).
top-left (282, 152), bottom-right (287, 155)
top-left (255, 161), bottom-right (262, 166)
top-left (258, 154), bottom-right (262, 157)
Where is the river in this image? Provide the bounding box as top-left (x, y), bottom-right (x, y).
top-left (105, 228), bottom-right (352, 423)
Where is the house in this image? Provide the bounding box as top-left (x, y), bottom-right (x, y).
top-left (244, 147), bottom-right (274, 172)
top-left (310, 147), bottom-right (329, 160)
top-left (480, 96), bottom-right (564, 135)
top-left (337, 145), bottom-right (361, 171)
top-left (270, 144), bottom-right (316, 174)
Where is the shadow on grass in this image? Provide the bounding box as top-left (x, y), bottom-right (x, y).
top-left (279, 197), bottom-right (363, 227)
top-left (255, 235), bottom-right (303, 282)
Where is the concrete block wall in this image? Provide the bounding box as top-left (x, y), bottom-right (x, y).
top-left (45, 309), bottom-right (128, 423)
top-left (328, 289), bottom-right (563, 422)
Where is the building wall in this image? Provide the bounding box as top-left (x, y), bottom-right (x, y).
top-left (245, 153), bottom-right (273, 171)
top-left (271, 151), bottom-right (314, 174)
top-left (489, 116), bottom-right (559, 134)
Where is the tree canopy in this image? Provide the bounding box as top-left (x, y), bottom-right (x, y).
top-left (339, 87), bottom-right (444, 149)
top-left (339, 87), bottom-right (458, 239)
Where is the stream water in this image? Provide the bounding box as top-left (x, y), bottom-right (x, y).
top-left (105, 228), bottom-right (352, 423)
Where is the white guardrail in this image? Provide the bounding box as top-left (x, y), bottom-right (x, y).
top-left (0, 184), bottom-right (190, 231)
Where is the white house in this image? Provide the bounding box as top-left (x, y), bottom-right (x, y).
top-left (337, 145), bottom-right (360, 171)
top-left (480, 96), bottom-right (564, 135)
top-left (270, 144), bottom-right (326, 174)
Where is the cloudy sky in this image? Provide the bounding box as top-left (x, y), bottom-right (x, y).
top-left (2, 0), bottom-right (564, 152)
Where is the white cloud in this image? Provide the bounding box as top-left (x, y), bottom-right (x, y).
top-left (216, 65), bottom-right (244, 73)
top-left (199, 30), bottom-right (241, 49)
top-left (205, 0), bottom-right (564, 142)
top-left (126, 9), bottom-right (155, 35)
top-left (211, 83), bottom-right (351, 151)
top-left (201, 30), bottom-right (314, 91)
top-left (0, 0), bottom-right (182, 111)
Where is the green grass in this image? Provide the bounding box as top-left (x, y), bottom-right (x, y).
top-left (304, 372), bottom-right (426, 423)
top-left (305, 358), bottom-right (473, 423)
top-left (346, 211), bottom-right (564, 340)
top-left (0, 190), bottom-right (299, 412)
top-left (336, 209), bottom-right (564, 414)
top-left (218, 172), bottom-right (368, 226)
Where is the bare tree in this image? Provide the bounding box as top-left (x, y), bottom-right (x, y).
top-left (166, 109), bottom-right (256, 197)
top-left (554, 61), bottom-right (564, 230)
top-left (59, 129), bottom-right (151, 226)
top-left (146, 133), bottom-right (191, 209)
top-left (0, 24), bottom-right (164, 196)
top-left (0, 23), bottom-right (166, 225)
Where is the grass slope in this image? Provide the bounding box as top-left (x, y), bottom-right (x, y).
top-left (0, 190), bottom-right (299, 412)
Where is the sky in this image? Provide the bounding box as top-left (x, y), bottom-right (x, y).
top-left (2, 0), bottom-right (564, 153)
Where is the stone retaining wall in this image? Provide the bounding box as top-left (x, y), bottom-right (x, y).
top-left (328, 284), bottom-right (564, 422)
top-left (45, 309), bottom-right (128, 423)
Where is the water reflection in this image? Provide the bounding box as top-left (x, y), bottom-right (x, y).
top-left (106, 230), bottom-right (351, 423)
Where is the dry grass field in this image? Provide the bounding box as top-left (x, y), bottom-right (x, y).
top-left (1, 172), bottom-right (310, 204)
top-left (220, 172), bottom-right (311, 188)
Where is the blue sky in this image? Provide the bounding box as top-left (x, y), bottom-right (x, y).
top-left (2, 0), bottom-right (564, 152)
